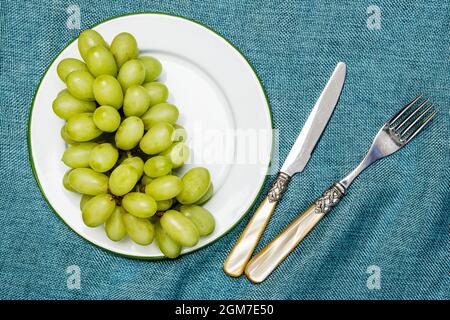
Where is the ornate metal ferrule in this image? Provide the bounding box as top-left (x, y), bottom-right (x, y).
top-left (313, 183), bottom-right (346, 215)
top-left (267, 172), bottom-right (291, 203)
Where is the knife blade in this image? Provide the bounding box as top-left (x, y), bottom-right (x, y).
top-left (281, 62), bottom-right (346, 176)
top-left (223, 62), bottom-right (346, 277)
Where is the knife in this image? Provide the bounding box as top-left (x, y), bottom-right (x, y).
top-left (223, 62), bottom-right (346, 277)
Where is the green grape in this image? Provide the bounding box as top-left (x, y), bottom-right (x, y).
top-left (105, 207), bottom-right (127, 241)
top-left (172, 124), bottom-right (187, 143)
top-left (139, 56), bottom-right (162, 82)
top-left (160, 210), bottom-right (199, 247)
top-left (68, 168), bottom-right (109, 195)
top-left (123, 212), bottom-right (154, 245)
top-left (115, 116), bottom-right (144, 150)
top-left (155, 221), bottom-right (181, 259)
top-left (61, 125), bottom-right (78, 145)
top-left (80, 194), bottom-right (93, 210)
top-left (63, 170), bottom-right (76, 192)
top-left (108, 164), bottom-right (139, 196)
top-left (121, 157), bottom-right (144, 177)
top-left (111, 32), bottom-right (139, 68)
top-left (85, 46), bottom-right (118, 77)
top-left (140, 103), bottom-right (179, 129)
top-left (160, 142), bottom-right (190, 168)
top-left (66, 113), bottom-right (103, 142)
top-left (117, 59), bottom-right (145, 91)
top-left (143, 155), bottom-right (172, 178)
top-left (82, 193), bottom-right (116, 227)
top-left (66, 70), bottom-right (95, 101)
top-left (57, 58), bottom-right (88, 82)
top-left (52, 90), bottom-right (96, 120)
top-left (195, 183), bottom-right (214, 205)
top-left (141, 174), bottom-right (153, 186)
top-left (123, 85), bottom-right (150, 117)
top-left (156, 199), bottom-right (173, 211)
top-left (145, 175), bottom-right (182, 201)
top-left (176, 167), bottom-right (211, 204)
top-left (179, 205), bottom-right (215, 236)
top-left (62, 142), bottom-right (97, 168)
top-left (139, 122), bottom-right (173, 154)
top-left (93, 75), bottom-right (123, 109)
top-left (89, 143), bottom-right (119, 172)
top-left (142, 82), bottom-right (169, 106)
top-left (122, 192), bottom-right (157, 218)
top-left (93, 106), bottom-right (121, 132)
top-left (78, 29), bottom-right (108, 61)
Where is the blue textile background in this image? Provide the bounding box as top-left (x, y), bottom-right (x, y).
top-left (0, 0), bottom-right (449, 300)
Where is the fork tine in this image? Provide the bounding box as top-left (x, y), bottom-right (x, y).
top-left (403, 110), bottom-right (437, 144)
top-left (394, 98), bottom-right (429, 131)
top-left (400, 103), bottom-right (434, 136)
top-left (388, 94), bottom-right (422, 126)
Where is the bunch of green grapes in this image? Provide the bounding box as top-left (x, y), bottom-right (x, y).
top-left (54, 29), bottom-right (215, 258)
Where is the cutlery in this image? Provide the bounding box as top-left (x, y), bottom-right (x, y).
top-left (245, 94), bottom-right (436, 283)
top-left (223, 62), bottom-right (347, 277)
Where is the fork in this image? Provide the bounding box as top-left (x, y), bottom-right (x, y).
top-left (244, 95), bottom-right (437, 283)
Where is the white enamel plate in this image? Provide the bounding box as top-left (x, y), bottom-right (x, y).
top-left (29, 13), bottom-right (272, 259)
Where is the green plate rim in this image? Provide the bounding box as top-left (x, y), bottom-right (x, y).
top-left (27, 11), bottom-right (274, 260)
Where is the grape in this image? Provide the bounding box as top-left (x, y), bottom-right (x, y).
top-left (52, 90), bottom-right (96, 120)
top-left (160, 142), bottom-right (189, 168)
top-left (62, 142), bottom-right (97, 168)
top-left (176, 167), bottom-right (211, 204)
top-left (141, 175), bottom-right (153, 186)
top-left (89, 143), bottom-right (119, 172)
top-left (66, 113), bottom-right (103, 142)
top-left (105, 207), bottom-right (127, 241)
top-left (142, 82), bottom-right (168, 106)
top-left (82, 193), bottom-right (116, 227)
top-left (139, 56), bottom-right (162, 82)
top-left (123, 85), bottom-right (150, 117)
top-left (108, 164), bottom-right (139, 196)
top-left (57, 58), bottom-right (88, 82)
top-left (143, 155), bottom-right (172, 178)
top-left (155, 221), bottom-right (181, 258)
top-left (145, 175), bottom-right (182, 201)
top-left (140, 103), bottom-right (179, 129)
top-left (61, 125), bottom-right (78, 145)
top-left (85, 46), bottom-right (118, 77)
top-left (93, 75), bottom-right (123, 109)
top-left (121, 156), bottom-right (144, 177)
top-left (179, 205), bottom-right (215, 236)
top-left (93, 106), bottom-right (121, 132)
top-left (123, 212), bottom-right (154, 245)
top-left (122, 192), bottom-right (157, 218)
top-left (157, 199), bottom-right (173, 211)
top-left (172, 124), bottom-right (187, 143)
top-left (68, 168), bottom-right (109, 195)
top-left (80, 194), bottom-right (93, 210)
top-left (139, 122), bottom-right (173, 154)
top-left (160, 210), bottom-right (199, 247)
top-left (111, 32), bottom-right (139, 68)
top-left (66, 70), bottom-right (95, 101)
top-left (117, 59), bottom-right (145, 91)
top-left (78, 29), bottom-right (108, 61)
top-left (195, 183), bottom-right (214, 205)
top-left (115, 116), bottom-right (144, 150)
top-left (63, 170), bottom-right (76, 192)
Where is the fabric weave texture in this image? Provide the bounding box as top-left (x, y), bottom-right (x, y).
top-left (0, 0), bottom-right (449, 299)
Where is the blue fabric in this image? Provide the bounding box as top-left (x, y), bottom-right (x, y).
top-left (1, 0), bottom-right (449, 300)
